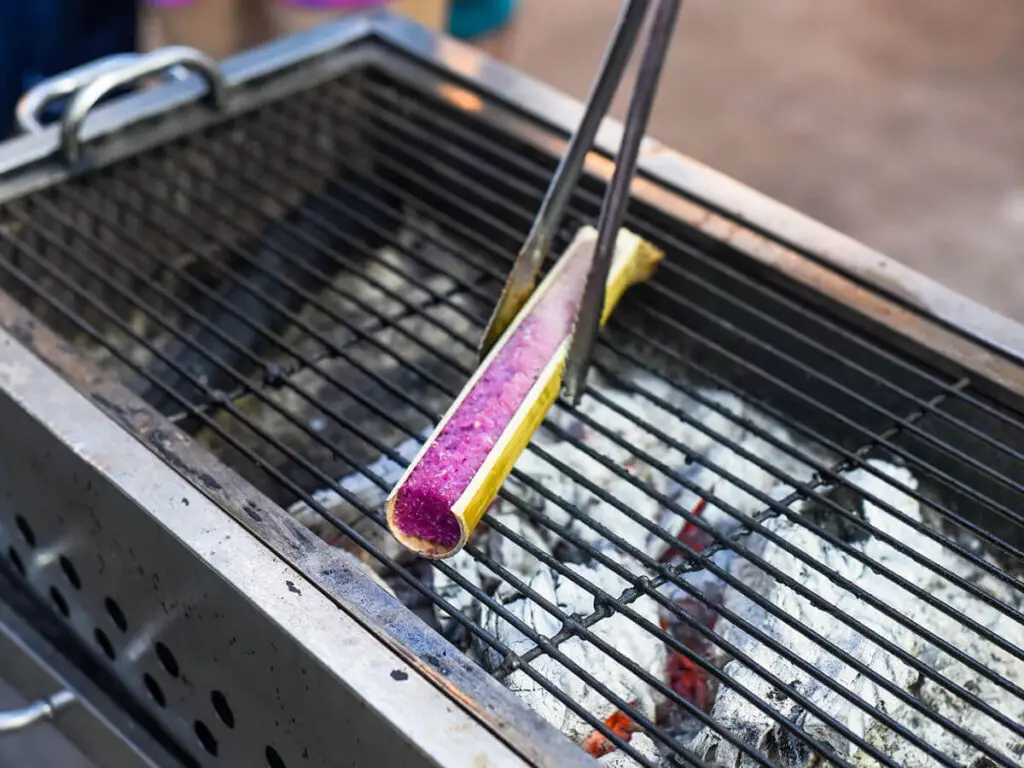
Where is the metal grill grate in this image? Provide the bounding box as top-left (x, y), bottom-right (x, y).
top-left (1, 64), bottom-right (1023, 768)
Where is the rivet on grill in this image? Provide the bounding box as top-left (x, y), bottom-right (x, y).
top-left (811, 470), bottom-right (834, 486)
top-left (494, 653), bottom-right (522, 678)
top-left (561, 614), bottom-right (584, 637)
top-left (590, 594), bottom-right (616, 620)
top-left (653, 568), bottom-right (674, 589)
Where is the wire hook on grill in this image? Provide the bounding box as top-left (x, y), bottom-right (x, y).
top-left (478, 0), bottom-right (681, 406)
top-left (51, 46), bottom-right (228, 164)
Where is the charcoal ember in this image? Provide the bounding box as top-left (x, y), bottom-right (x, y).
top-left (393, 207), bottom-right (486, 286)
top-left (507, 372), bottom-right (825, 567)
top-left (137, 177), bottom-right (401, 416)
top-left (279, 246), bottom-right (446, 361)
top-left (486, 504), bottom-right (554, 580)
top-left (656, 460), bottom-right (712, 540)
top-left (854, 497), bottom-right (1024, 767)
top-left (193, 289), bottom-right (480, 508)
top-left (281, 211), bottom-right (478, 362)
top-left (432, 549), bottom-right (485, 645)
top-left (465, 369), bottom-right (828, 760)
top-left (553, 539), bottom-right (592, 565)
top-left (656, 696), bottom-right (712, 751)
top-left (596, 733), bottom-right (661, 767)
top-left (681, 427), bottom-right (815, 537)
top-left (798, 482), bottom-right (870, 545)
top-left (480, 553), bottom-right (668, 746)
top-left (286, 429), bottom-right (429, 569)
top-left (433, 509), bottom-right (553, 646)
top-left (689, 460), bottom-right (1024, 767)
top-left (656, 476), bottom-right (800, 627)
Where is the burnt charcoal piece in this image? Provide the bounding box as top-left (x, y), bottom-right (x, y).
top-left (770, 708), bottom-right (820, 768)
top-left (139, 177), bottom-right (400, 420)
top-left (553, 540), bottom-right (591, 565)
top-left (799, 481), bottom-right (870, 544)
top-left (193, 290), bottom-right (481, 510)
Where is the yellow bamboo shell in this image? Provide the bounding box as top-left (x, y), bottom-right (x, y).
top-left (386, 226), bottom-right (664, 558)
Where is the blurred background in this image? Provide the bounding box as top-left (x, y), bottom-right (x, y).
top-left (513, 0), bottom-right (1024, 322)
top-left (3, 0), bottom-right (1023, 319)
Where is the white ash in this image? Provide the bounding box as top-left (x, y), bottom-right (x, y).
top-left (599, 734), bottom-right (663, 768)
top-left (690, 459), bottom-right (1024, 768)
top-left (432, 509), bottom-right (554, 640)
top-left (286, 364), bottom-right (899, 766)
top-left (286, 428), bottom-right (430, 566)
top-left (276, 355), bottom-right (1023, 766)
top-left (480, 552), bottom-right (669, 745)
top-left (499, 371), bottom-right (825, 563)
top-left (462, 369), bottom-right (825, 761)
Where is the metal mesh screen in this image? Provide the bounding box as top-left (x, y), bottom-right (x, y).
top-left (0, 65), bottom-right (1022, 768)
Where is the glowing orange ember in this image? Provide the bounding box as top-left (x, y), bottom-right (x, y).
top-left (659, 497), bottom-right (711, 563)
top-left (654, 495), bottom-right (721, 717)
top-left (583, 708), bottom-right (641, 758)
top-left (667, 650), bottom-right (713, 711)
top-left (557, 498), bottom-right (726, 758)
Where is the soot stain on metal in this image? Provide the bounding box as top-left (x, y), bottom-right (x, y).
top-left (145, 428), bottom-right (192, 474)
top-left (243, 500), bottom-right (263, 522)
top-left (283, 519), bottom-right (316, 553)
top-left (91, 393), bottom-right (153, 424)
top-left (146, 427), bottom-right (223, 492)
top-left (391, 669), bottom-right (409, 681)
top-left (199, 472), bottom-right (223, 491)
top-left (7, 318), bottom-right (36, 347)
top-left (286, 580), bottom-right (302, 595)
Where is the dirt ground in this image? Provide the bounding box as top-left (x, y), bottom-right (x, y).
top-left (508, 0), bottom-right (1024, 321)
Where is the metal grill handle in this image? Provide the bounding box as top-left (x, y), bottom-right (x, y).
top-left (16, 54), bottom-right (145, 135)
top-left (60, 46), bottom-right (228, 164)
top-left (0, 690), bottom-right (76, 735)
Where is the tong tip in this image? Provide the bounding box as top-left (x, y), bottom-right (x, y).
top-left (561, 246), bottom-right (608, 407)
top-left (561, 311), bottom-right (599, 408)
top-left (478, 271), bottom-right (538, 361)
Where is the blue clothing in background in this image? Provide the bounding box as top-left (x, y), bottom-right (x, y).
top-left (0, 1), bottom-right (510, 140)
top-left (448, 0), bottom-right (517, 41)
top-left (0, 0), bottom-right (137, 139)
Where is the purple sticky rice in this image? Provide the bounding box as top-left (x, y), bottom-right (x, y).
top-left (391, 247), bottom-right (595, 550)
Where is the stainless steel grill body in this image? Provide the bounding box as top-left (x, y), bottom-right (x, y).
top-left (0, 12), bottom-right (1021, 768)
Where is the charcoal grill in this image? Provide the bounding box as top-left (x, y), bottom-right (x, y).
top-left (0, 12), bottom-right (1022, 768)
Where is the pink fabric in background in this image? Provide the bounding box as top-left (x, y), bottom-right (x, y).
top-left (146, 0), bottom-right (389, 7)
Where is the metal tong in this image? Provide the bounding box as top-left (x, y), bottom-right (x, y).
top-left (478, 0), bottom-right (681, 405)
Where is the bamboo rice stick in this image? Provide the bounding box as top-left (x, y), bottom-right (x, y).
top-left (386, 225), bottom-right (664, 558)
